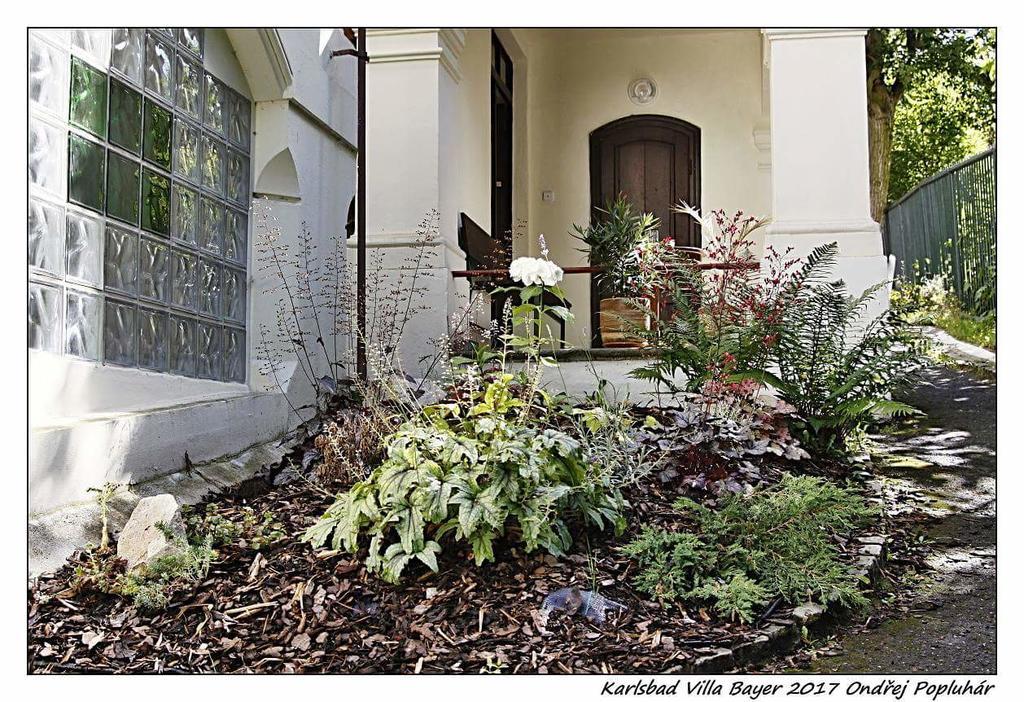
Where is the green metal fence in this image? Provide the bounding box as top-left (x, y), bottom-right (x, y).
top-left (886, 147), bottom-right (996, 314)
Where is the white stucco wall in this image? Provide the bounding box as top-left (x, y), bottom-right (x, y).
top-left (29, 28), bottom-right (357, 516)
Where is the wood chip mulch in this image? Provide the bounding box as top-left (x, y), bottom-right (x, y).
top-left (28, 461), bottom-right (872, 674)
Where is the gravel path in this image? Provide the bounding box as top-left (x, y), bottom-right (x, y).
top-left (808, 365), bottom-right (996, 674)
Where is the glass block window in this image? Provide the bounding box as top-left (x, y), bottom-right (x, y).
top-left (28, 28), bottom-right (252, 383)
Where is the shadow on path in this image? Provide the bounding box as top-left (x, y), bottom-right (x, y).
top-left (807, 366), bottom-right (996, 674)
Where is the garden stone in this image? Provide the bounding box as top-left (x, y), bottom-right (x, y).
top-left (117, 494), bottom-right (186, 570)
top-left (792, 602), bottom-right (825, 625)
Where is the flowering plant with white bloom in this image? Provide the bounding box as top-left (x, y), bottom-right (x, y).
top-left (509, 257), bottom-right (564, 287)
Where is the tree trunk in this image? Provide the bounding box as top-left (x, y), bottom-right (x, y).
top-left (865, 29), bottom-right (902, 226)
top-left (867, 88), bottom-right (896, 225)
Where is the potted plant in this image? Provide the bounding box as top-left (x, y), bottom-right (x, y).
top-left (572, 196), bottom-right (660, 347)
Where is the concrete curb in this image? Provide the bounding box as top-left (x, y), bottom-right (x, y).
top-left (919, 325), bottom-right (995, 372)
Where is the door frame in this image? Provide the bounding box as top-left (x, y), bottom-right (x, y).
top-left (588, 114), bottom-right (701, 347)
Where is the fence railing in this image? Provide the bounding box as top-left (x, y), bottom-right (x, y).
top-left (885, 147), bottom-right (996, 314)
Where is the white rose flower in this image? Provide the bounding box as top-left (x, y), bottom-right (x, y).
top-left (509, 257), bottom-right (564, 287)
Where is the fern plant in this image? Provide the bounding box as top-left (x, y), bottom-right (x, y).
top-left (762, 260), bottom-right (927, 452)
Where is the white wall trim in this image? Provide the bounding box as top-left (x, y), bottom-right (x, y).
top-left (761, 29), bottom-right (868, 41)
top-left (226, 28), bottom-right (294, 100)
top-left (367, 28), bottom-right (465, 82)
top-left (350, 230), bottom-right (465, 262)
top-left (753, 127), bottom-right (771, 171)
top-left (767, 218), bottom-right (880, 236)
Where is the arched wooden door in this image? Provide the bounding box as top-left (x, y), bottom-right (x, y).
top-left (589, 115), bottom-right (701, 346)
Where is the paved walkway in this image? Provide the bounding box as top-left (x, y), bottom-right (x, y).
top-left (808, 366), bottom-right (996, 673)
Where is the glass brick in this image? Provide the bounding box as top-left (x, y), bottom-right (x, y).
top-left (171, 184), bottom-right (199, 245)
top-left (225, 208), bottom-right (247, 265)
top-left (31, 29), bottom-right (70, 47)
top-left (28, 281), bottom-right (62, 352)
top-left (71, 30), bottom-right (111, 69)
top-left (66, 210), bottom-right (103, 287)
top-left (144, 32), bottom-right (174, 103)
top-left (104, 224), bottom-right (138, 295)
top-left (141, 168), bottom-right (170, 235)
top-left (139, 237), bottom-right (169, 302)
top-left (169, 315), bottom-right (196, 376)
top-left (29, 37), bottom-right (69, 117)
top-left (106, 151), bottom-right (140, 225)
top-left (173, 119), bottom-right (200, 183)
top-left (110, 29), bottom-right (145, 85)
top-left (175, 54), bottom-right (201, 119)
top-left (29, 197), bottom-right (65, 274)
top-left (171, 248), bottom-right (197, 310)
top-left (201, 134), bottom-right (225, 195)
top-left (203, 73), bottom-right (225, 135)
top-left (178, 28), bottom-right (204, 58)
top-left (109, 79), bottom-right (143, 154)
top-left (223, 267), bottom-right (246, 323)
top-left (226, 149), bottom-right (250, 206)
top-left (227, 91), bottom-right (251, 150)
top-left (138, 306), bottom-right (169, 371)
top-left (198, 257), bottom-right (221, 317)
top-left (143, 99), bottom-right (172, 170)
top-left (104, 298), bottom-right (136, 366)
top-left (199, 197), bottom-right (224, 255)
top-left (67, 134), bottom-right (105, 212)
top-left (197, 320), bottom-right (221, 379)
top-left (29, 118), bottom-right (66, 197)
top-left (69, 56), bottom-right (107, 138)
top-left (65, 288), bottom-right (102, 360)
top-left (223, 327), bottom-right (245, 382)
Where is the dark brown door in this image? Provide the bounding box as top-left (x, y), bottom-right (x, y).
top-left (589, 115), bottom-right (700, 346)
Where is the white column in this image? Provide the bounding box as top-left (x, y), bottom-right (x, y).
top-left (363, 29), bottom-right (468, 375)
top-left (763, 29), bottom-right (889, 307)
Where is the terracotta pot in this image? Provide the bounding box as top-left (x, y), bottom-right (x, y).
top-left (599, 297), bottom-right (650, 348)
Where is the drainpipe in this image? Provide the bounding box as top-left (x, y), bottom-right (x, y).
top-left (332, 28), bottom-right (368, 381)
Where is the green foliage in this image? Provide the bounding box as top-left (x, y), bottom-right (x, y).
top-left (304, 372), bottom-right (628, 582)
top-left (628, 207), bottom-right (784, 395)
top-left (689, 574), bottom-right (770, 623)
top-left (623, 475), bottom-right (876, 622)
top-left (890, 73), bottom-right (992, 202)
top-left (733, 246), bottom-right (928, 453)
top-left (891, 274), bottom-right (995, 352)
top-left (116, 535), bottom-right (214, 610)
top-left (72, 534), bottom-right (214, 612)
top-left (305, 274), bottom-right (636, 584)
top-left (571, 196), bottom-right (659, 297)
top-left (866, 28), bottom-right (995, 206)
top-left (185, 503), bottom-right (286, 550)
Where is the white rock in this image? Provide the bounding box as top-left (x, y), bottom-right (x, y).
top-left (116, 494), bottom-right (186, 570)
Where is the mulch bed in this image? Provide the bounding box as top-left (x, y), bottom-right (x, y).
top-left (28, 456), bottom-right (874, 674)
